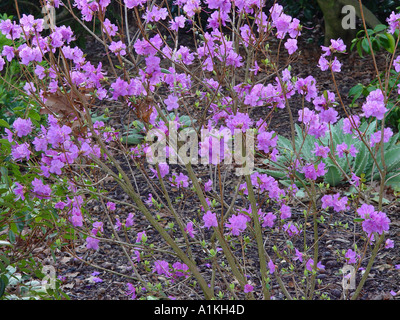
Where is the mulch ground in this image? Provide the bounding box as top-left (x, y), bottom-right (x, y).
top-left (33, 22), bottom-right (400, 301)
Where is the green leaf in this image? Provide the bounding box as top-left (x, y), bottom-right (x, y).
top-left (383, 32), bottom-right (396, 53)
top-left (0, 241), bottom-right (12, 247)
top-left (361, 38), bottom-right (371, 54)
top-left (324, 166), bottom-right (342, 187)
top-left (0, 119), bottom-right (10, 129)
top-left (0, 275), bottom-right (7, 298)
top-left (121, 133), bottom-right (144, 145)
top-left (373, 24), bottom-right (387, 33)
top-left (160, 68), bottom-right (172, 74)
top-left (354, 144), bottom-right (368, 177)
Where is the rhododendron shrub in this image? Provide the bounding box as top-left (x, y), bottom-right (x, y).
top-left (1, 0), bottom-right (399, 300)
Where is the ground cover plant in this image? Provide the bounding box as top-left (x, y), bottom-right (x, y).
top-left (0, 0), bottom-right (399, 300)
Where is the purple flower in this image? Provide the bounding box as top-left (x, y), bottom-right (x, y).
top-left (318, 55), bottom-right (329, 71)
top-left (13, 118), bottom-right (32, 137)
top-left (49, 159), bottom-right (64, 175)
top-left (385, 239), bottom-right (394, 249)
top-left (126, 283), bottom-right (136, 300)
top-left (13, 182), bottom-right (25, 201)
top-left (185, 221), bottom-right (195, 238)
top-left (109, 40), bottom-right (126, 56)
top-left (169, 15), bottom-right (186, 31)
top-left (204, 179), bottom-right (213, 192)
top-left (283, 222), bottom-right (299, 236)
top-left (244, 284), bottom-right (254, 293)
top-left (164, 94), bottom-right (179, 111)
top-left (280, 204), bottom-right (291, 220)
top-left (172, 262), bottom-right (189, 277)
top-left (306, 259), bottom-right (325, 272)
top-left (394, 55), bottom-right (400, 72)
top-left (136, 231), bottom-right (147, 243)
top-left (343, 115), bottom-right (360, 134)
top-left (295, 76), bottom-right (318, 102)
top-left (125, 212), bottom-right (134, 228)
top-left (86, 237), bottom-right (100, 250)
top-left (91, 272), bottom-right (103, 283)
top-left (203, 211), bottom-right (218, 229)
top-left (345, 249), bottom-right (358, 264)
top-left (312, 143), bottom-right (330, 158)
top-left (284, 38), bottom-right (298, 55)
top-left (106, 201), bottom-right (116, 211)
top-left (225, 214), bottom-right (247, 236)
top-left (153, 260), bottom-right (171, 277)
top-left (226, 112), bottom-right (253, 133)
top-left (268, 259), bottom-right (275, 274)
top-left (257, 131), bottom-right (278, 153)
top-left (293, 248), bottom-right (303, 262)
top-left (303, 162), bottom-right (326, 180)
top-left (114, 218), bottom-right (122, 231)
top-left (387, 11), bottom-right (400, 34)
top-left (11, 142), bottom-right (31, 162)
top-left (31, 177), bottom-right (51, 199)
top-left (91, 222), bottom-right (103, 236)
top-left (170, 172), bottom-right (189, 188)
top-left (362, 89), bottom-right (387, 120)
top-left (261, 212), bottom-right (276, 228)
